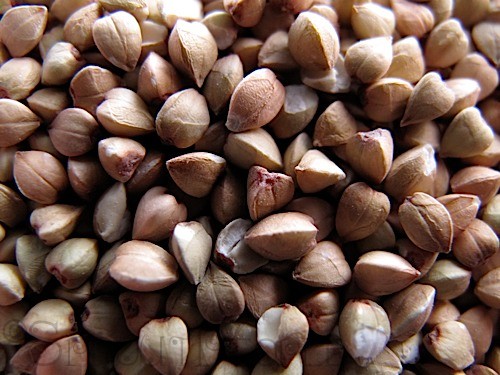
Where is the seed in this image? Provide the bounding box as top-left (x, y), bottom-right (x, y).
top-left (220, 320), bottom-right (257, 356)
top-left (423, 320), bottom-right (475, 370)
top-left (202, 10), bottom-right (238, 50)
top-left (419, 259), bottom-right (472, 300)
top-left (210, 169), bottom-right (247, 225)
top-left (313, 101), bottom-right (357, 147)
top-left (345, 36), bottom-right (393, 83)
top-left (9, 339), bottom-right (50, 374)
top-left (26, 88), bottom-right (69, 123)
top-left (63, 3), bottom-right (101, 52)
top-left (0, 57), bottom-right (41, 100)
top-left (252, 353), bottom-right (303, 375)
top-left (363, 78), bottom-right (414, 122)
top-left (472, 21), bottom-right (500, 67)
top-left (239, 273), bottom-right (289, 319)
top-left (285, 197), bottom-right (334, 241)
top-left (450, 166), bottom-right (500, 206)
top-left (45, 238), bottom-right (99, 289)
top-left (20, 299), bottom-right (76, 342)
top-left (110, 240), bottom-right (179, 292)
top-left (425, 19), bottom-right (469, 68)
top-left (0, 264), bottom-right (26, 306)
top-left (0, 183), bottom-right (28, 227)
top-left (452, 53), bottom-right (499, 101)
top-left (301, 343), bottom-right (343, 375)
top-left (183, 329), bottom-right (220, 375)
top-left (296, 289), bottom-right (340, 336)
top-left (341, 347), bottom-right (403, 375)
top-left (436, 194), bottom-right (481, 237)
top-left (114, 341), bottom-right (158, 375)
top-left (339, 299), bottom-right (391, 367)
top-left (67, 155), bottom-right (111, 201)
top-left (35, 335), bottom-right (87, 375)
top-left (392, 0), bottom-right (434, 38)
top-left (351, 2), bottom-right (395, 39)
top-left (15, 235), bottom-right (52, 293)
top-left (226, 68), bottom-right (285, 133)
top-left (165, 281), bottom-right (204, 329)
top-left (295, 149), bottom-right (346, 193)
top-left (458, 305), bottom-right (494, 362)
top-left (385, 36), bottom-right (424, 83)
top-left (0, 5), bottom-right (48, 57)
top-left (474, 268), bottom-right (500, 309)
top-left (257, 304), bottom-right (309, 368)
top-left (98, 137), bottom-right (146, 183)
top-left (258, 30), bottom-right (299, 72)
top-left (425, 300), bottom-right (461, 330)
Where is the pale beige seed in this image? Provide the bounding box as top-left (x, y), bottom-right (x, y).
top-left (423, 321), bottom-right (475, 370)
top-left (392, 0), bottom-right (434, 38)
top-left (451, 53), bottom-right (499, 101)
top-left (45, 238), bottom-right (99, 289)
top-left (0, 183), bottom-right (28, 228)
top-left (50, 0), bottom-right (95, 22)
top-left (41, 42), bottom-right (85, 86)
top-left (0, 5), bottom-right (48, 57)
top-left (0, 99), bottom-right (40, 148)
top-left (339, 299), bottom-right (390, 367)
top-left (63, 3), bottom-right (101, 52)
top-left (482, 194), bottom-right (500, 235)
top-left (212, 361), bottom-right (249, 375)
top-left (295, 149), bottom-right (346, 193)
top-left (26, 88), bottom-right (69, 123)
top-left (420, 259), bottom-right (472, 300)
top-left (168, 20), bottom-right (217, 87)
top-left (225, 68), bottom-right (285, 133)
top-left (425, 19), bottom-right (469, 68)
top-left (283, 132), bottom-right (312, 183)
top-left (201, 10), bottom-right (238, 50)
top-left (247, 166), bottom-right (294, 221)
top-left (132, 186), bottom-right (187, 242)
top-left (139, 18), bottom-right (169, 61)
top-left (353, 251), bottom-right (421, 296)
top-left (0, 264), bottom-right (26, 306)
top-left (450, 166), bottom-right (500, 206)
top-left (345, 129), bottom-right (393, 184)
top-left (98, 0), bottom-right (149, 21)
top-left (203, 54), bottom-right (244, 115)
top-left (351, 2), bottom-right (395, 39)
top-left (158, 0), bottom-right (203, 28)
top-left (15, 235), bottom-right (51, 293)
top-left (459, 305), bottom-right (494, 362)
top-left (139, 317), bottom-right (188, 375)
top-left (453, 0), bottom-right (490, 27)
top-left (231, 37), bottom-right (263, 72)
top-left (109, 240), bottom-right (179, 292)
top-left (385, 37), bottom-right (425, 83)
top-left (257, 30), bottom-right (299, 72)
top-left (474, 268), bottom-right (500, 309)
top-left (167, 152), bottom-right (226, 198)
top-left (401, 72), bottom-right (454, 127)
top-left (313, 101), bottom-right (357, 147)
top-left (96, 88), bottom-right (154, 137)
top-left (400, 193), bottom-right (452, 254)
top-left (196, 262), bottom-right (245, 324)
top-left (364, 78), bottom-right (414, 122)
top-left (472, 22), bottom-right (500, 67)
top-left (288, 11), bottom-right (339, 70)
top-left (300, 55), bottom-right (351, 94)
top-left (345, 36), bottom-right (393, 83)
top-left (223, 128), bottom-right (283, 171)
top-left (425, 301), bottom-right (459, 330)
top-left (341, 347), bottom-right (403, 375)
top-left (257, 304), bottom-right (309, 368)
top-left (224, 0), bottom-right (266, 27)
top-left (92, 11), bottom-right (142, 72)
top-left (293, 241), bottom-right (351, 288)
top-left (443, 79), bottom-right (481, 118)
top-left (13, 150), bottom-right (68, 205)
top-left (437, 194), bottom-right (481, 237)
top-left (0, 58), bottom-right (40, 102)
top-left (98, 137), bottom-right (146, 183)
top-left (30, 204), bottom-right (83, 246)
top-left (285, 197), bottom-right (334, 241)
top-left (252, 354), bottom-right (302, 375)
top-left (244, 212), bottom-right (318, 261)
top-left (156, 88), bottom-right (210, 148)
top-left (171, 221), bottom-right (212, 285)
top-left (20, 299), bottom-right (76, 342)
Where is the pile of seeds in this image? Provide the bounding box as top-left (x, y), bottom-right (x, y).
top-left (0, 0), bottom-right (499, 374)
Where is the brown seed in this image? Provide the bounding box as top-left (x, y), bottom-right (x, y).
top-left (397, 238), bottom-right (438, 278)
top-left (253, 353), bottom-right (303, 374)
top-left (453, 0), bottom-right (490, 27)
top-left (341, 346), bottom-right (403, 375)
top-left (224, 0), bottom-right (265, 27)
top-left (0, 301), bottom-right (28, 345)
top-left (401, 72), bottom-right (455, 126)
top-left (363, 78), bottom-right (414, 122)
top-left (297, 289), bottom-right (339, 336)
top-left (132, 186), bottom-right (187, 242)
top-left (183, 329), bottom-right (220, 375)
top-left (20, 299), bottom-right (76, 342)
top-left (196, 262), bottom-right (245, 324)
top-left (118, 291), bottom-right (163, 336)
top-left (247, 165), bottom-right (294, 221)
top-left (459, 305), bottom-right (494, 362)
top-left (313, 101), bottom-right (357, 147)
top-left (15, 235), bottom-right (51, 293)
top-left (226, 68), bottom-right (285, 133)
top-left (98, 137), bottom-right (146, 183)
top-left (26, 88), bottom-right (69, 123)
top-left (0, 183), bottom-right (27, 228)
top-left (285, 197), bottom-right (334, 241)
top-left (354, 251), bottom-right (421, 296)
top-left (339, 299), bottom-right (390, 367)
top-left (293, 241), bottom-right (351, 288)
top-left (168, 20), bottom-right (217, 87)
top-left (251, 3), bottom-right (295, 41)
top-left (245, 212), bottom-right (318, 261)
top-left (156, 88), bottom-right (210, 148)
top-left (450, 166), bottom-right (500, 206)
top-left (35, 335), bottom-right (87, 375)
top-left (167, 152), bottom-right (226, 198)
top-left (423, 320), bottom-right (475, 370)
top-left (474, 268), bottom-right (500, 309)
top-left (0, 5), bottom-right (48, 57)
top-left (96, 88), bottom-right (154, 137)
top-left (70, 65), bottom-right (120, 115)
top-left (212, 361), bottom-right (249, 375)
top-left (268, 84), bottom-right (318, 139)
top-left (258, 30), bottom-right (299, 72)
top-left (68, 155), bottom-right (111, 201)
top-left (126, 150), bottom-right (165, 195)
top-left (210, 169), bottom-right (247, 225)
top-left (383, 284), bottom-right (435, 342)
top-left (239, 273), bottom-right (289, 319)
top-left (399, 192), bottom-right (453, 253)
top-left (419, 259), bottom-right (471, 300)
top-left (231, 37), bottom-right (263, 72)
top-left (220, 319), bottom-right (257, 356)
top-left (64, 3), bottom-right (101, 51)
top-left (301, 343), bottom-right (344, 375)
top-left (165, 282), bottom-right (204, 329)
top-left (9, 339), bottom-right (50, 374)
top-left (437, 194), bottom-right (481, 237)
top-left (288, 11), bottom-right (339, 70)
top-left (257, 304), bottom-right (309, 368)
top-left (109, 240), bottom-right (179, 292)
top-left (13, 150), bottom-right (68, 205)
top-left (0, 99), bottom-right (41, 148)
top-left (93, 11), bottom-right (142, 72)
top-left (48, 108), bottom-right (99, 157)
top-left (336, 182), bottom-right (390, 242)
top-left (473, 247), bottom-right (500, 282)
top-left (114, 341), bottom-right (158, 375)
